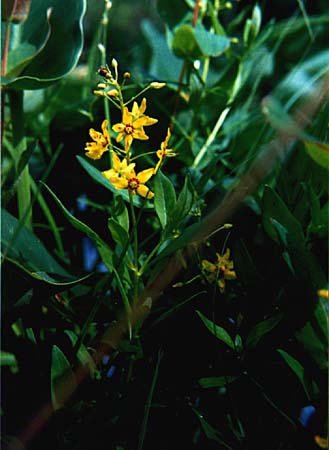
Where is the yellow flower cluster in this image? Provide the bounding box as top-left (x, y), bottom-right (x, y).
top-left (102, 153), bottom-right (154, 199)
top-left (84, 87), bottom-right (177, 198)
top-left (201, 249), bottom-right (237, 293)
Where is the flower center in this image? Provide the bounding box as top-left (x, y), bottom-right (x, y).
top-left (128, 177), bottom-right (139, 191)
top-left (124, 124), bottom-right (134, 135)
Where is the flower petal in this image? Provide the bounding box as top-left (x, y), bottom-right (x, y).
top-left (137, 184), bottom-right (154, 199)
top-left (112, 123), bottom-right (125, 132)
top-left (137, 168), bottom-right (154, 183)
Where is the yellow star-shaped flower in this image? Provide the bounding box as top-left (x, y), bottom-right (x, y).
top-left (102, 153), bottom-right (154, 199)
top-left (154, 128), bottom-right (177, 174)
top-left (84, 120), bottom-right (110, 160)
top-left (112, 98), bottom-right (158, 152)
top-left (201, 248), bottom-right (236, 293)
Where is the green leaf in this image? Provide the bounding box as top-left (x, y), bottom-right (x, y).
top-left (246, 313), bottom-right (283, 349)
top-left (141, 21), bottom-right (182, 82)
top-left (1, 208), bottom-right (78, 284)
top-left (196, 310), bottom-right (235, 350)
top-left (193, 409), bottom-right (231, 449)
top-left (42, 183), bottom-right (114, 272)
top-left (193, 26), bottom-right (230, 57)
top-left (51, 345), bottom-right (77, 410)
top-left (0, 351), bottom-right (19, 373)
top-left (166, 174), bottom-right (194, 232)
top-left (3, 0), bottom-right (86, 90)
top-left (64, 331), bottom-right (98, 379)
top-left (199, 376), bottom-right (238, 389)
top-left (154, 169), bottom-right (177, 229)
top-left (262, 185), bottom-right (304, 244)
top-left (172, 24), bottom-right (230, 60)
top-left (110, 196), bottom-right (129, 232)
top-left (303, 139), bottom-right (329, 170)
top-left (108, 218), bottom-right (129, 249)
top-left (277, 349), bottom-right (314, 399)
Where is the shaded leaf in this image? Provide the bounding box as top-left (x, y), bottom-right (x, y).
top-left (303, 139), bottom-right (329, 170)
top-left (51, 345), bottom-right (77, 410)
top-left (42, 183), bottom-right (114, 272)
top-left (277, 349), bottom-right (313, 399)
top-left (246, 313), bottom-right (283, 349)
top-left (199, 376), bottom-right (238, 389)
top-left (196, 310), bottom-right (235, 349)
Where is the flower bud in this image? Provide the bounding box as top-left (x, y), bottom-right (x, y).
top-left (123, 72), bottom-right (131, 79)
top-left (97, 83), bottom-right (106, 89)
top-left (93, 90), bottom-right (106, 97)
top-left (108, 89), bottom-right (118, 97)
top-left (150, 82), bottom-right (166, 89)
top-left (111, 58), bottom-right (118, 69)
top-left (97, 66), bottom-right (112, 79)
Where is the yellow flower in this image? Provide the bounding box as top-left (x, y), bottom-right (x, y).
top-left (201, 248), bottom-right (236, 293)
top-left (102, 153), bottom-right (154, 199)
top-left (84, 120), bottom-right (110, 160)
top-left (154, 128), bottom-right (177, 174)
top-left (112, 98), bottom-right (158, 152)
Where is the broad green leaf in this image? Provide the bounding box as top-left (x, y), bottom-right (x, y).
top-left (262, 185), bottom-right (304, 244)
top-left (277, 349), bottom-right (313, 399)
top-left (51, 345), bottom-right (77, 410)
top-left (42, 183), bottom-right (114, 272)
top-left (1, 208), bottom-right (77, 284)
top-left (141, 21), bottom-right (182, 82)
top-left (108, 218), bottom-right (129, 249)
top-left (172, 24), bottom-right (230, 60)
top-left (196, 310), bottom-right (235, 350)
top-left (193, 26), bottom-right (230, 57)
top-left (3, 0), bottom-right (86, 90)
top-left (246, 313), bottom-right (283, 349)
top-left (303, 139), bottom-right (329, 170)
top-left (154, 169), bottom-right (177, 229)
top-left (6, 5), bottom-right (52, 78)
top-left (199, 376), bottom-right (238, 389)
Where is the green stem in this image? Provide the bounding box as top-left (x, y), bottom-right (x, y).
top-left (129, 192), bottom-right (140, 303)
top-left (137, 349), bottom-right (163, 450)
top-left (8, 90), bottom-right (32, 230)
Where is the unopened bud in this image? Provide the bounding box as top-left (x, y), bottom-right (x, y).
top-left (101, 15), bottom-right (108, 26)
top-left (93, 90), bottom-right (106, 97)
top-left (108, 89), bottom-right (118, 97)
top-left (97, 83), bottom-right (106, 89)
top-left (123, 72), bottom-right (131, 79)
top-left (225, 2), bottom-right (232, 9)
top-left (111, 58), bottom-right (118, 69)
top-left (97, 66), bottom-right (112, 79)
top-left (150, 82), bottom-right (166, 89)
top-left (105, 0), bottom-right (112, 10)
top-left (230, 37), bottom-right (239, 44)
top-left (98, 43), bottom-right (106, 55)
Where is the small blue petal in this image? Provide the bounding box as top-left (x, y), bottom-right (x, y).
top-left (97, 261), bottom-right (109, 273)
top-left (299, 405), bottom-right (316, 427)
top-left (102, 354), bottom-right (110, 365)
top-left (82, 237), bottom-right (98, 271)
top-left (106, 365), bottom-right (116, 379)
top-left (77, 194), bottom-right (88, 212)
